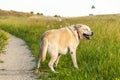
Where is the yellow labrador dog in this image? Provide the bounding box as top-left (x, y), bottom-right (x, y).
top-left (35, 24), bottom-right (93, 73)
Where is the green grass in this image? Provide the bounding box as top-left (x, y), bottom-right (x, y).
top-left (0, 30), bottom-right (8, 53)
top-left (0, 30), bottom-right (8, 63)
top-left (0, 15), bottom-right (120, 80)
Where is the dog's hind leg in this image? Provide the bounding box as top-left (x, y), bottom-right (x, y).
top-left (34, 48), bottom-right (41, 74)
top-left (54, 54), bottom-right (61, 67)
top-left (48, 53), bottom-right (58, 73)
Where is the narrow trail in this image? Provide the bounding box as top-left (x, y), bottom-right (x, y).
top-left (0, 35), bottom-right (37, 80)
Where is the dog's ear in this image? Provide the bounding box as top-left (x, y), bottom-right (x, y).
top-left (74, 26), bottom-right (78, 31)
top-left (74, 24), bottom-right (82, 31)
top-left (76, 24), bottom-right (82, 28)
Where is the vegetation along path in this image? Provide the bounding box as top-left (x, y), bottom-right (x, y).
top-left (0, 34), bottom-right (37, 80)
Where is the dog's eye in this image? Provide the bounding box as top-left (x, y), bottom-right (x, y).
top-left (84, 29), bottom-right (88, 30)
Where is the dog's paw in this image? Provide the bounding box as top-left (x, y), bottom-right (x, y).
top-left (53, 71), bottom-right (59, 73)
top-left (34, 69), bottom-right (40, 75)
top-left (74, 65), bottom-right (79, 69)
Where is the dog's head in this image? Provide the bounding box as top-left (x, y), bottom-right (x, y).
top-left (75, 24), bottom-right (93, 40)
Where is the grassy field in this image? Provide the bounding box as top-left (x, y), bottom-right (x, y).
top-left (0, 14), bottom-right (120, 80)
top-left (0, 30), bottom-right (8, 53)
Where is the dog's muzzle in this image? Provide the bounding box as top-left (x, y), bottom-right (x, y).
top-left (83, 32), bottom-right (93, 40)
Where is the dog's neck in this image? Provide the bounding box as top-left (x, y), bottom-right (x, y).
top-left (68, 26), bottom-right (80, 41)
top-left (74, 26), bottom-right (80, 40)
top-left (76, 29), bottom-right (80, 40)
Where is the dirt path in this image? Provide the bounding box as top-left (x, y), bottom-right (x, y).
top-left (0, 35), bottom-right (37, 80)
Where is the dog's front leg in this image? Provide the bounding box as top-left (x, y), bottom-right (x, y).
top-left (70, 51), bottom-right (78, 68)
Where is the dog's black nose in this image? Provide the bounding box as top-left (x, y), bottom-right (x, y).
top-left (91, 32), bottom-right (93, 36)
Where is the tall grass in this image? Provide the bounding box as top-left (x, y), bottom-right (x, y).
top-left (0, 15), bottom-right (120, 80)
top-left (0, 30), bottom-right (8, 53)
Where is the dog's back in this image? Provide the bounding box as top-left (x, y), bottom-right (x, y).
top-left (42, 27), bottom-right (76, 48)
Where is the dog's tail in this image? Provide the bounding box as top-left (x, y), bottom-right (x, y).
top-left (35, 37), bottom-right (48, 74)
top-left (41, 38), bottom-right (48, 62)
